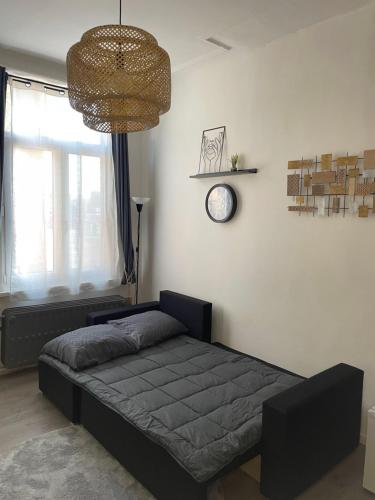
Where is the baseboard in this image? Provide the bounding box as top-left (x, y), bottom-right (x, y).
top-left (0, 364), bottom-right (36, 376)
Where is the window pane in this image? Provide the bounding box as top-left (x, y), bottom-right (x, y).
top-left (82, 156), bottom-right (102, 271)
top-left (13, 148), bottom-right (54, 275)
top-left (68, 154), bottom-right (103, 272)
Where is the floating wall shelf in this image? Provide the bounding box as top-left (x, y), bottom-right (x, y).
top-left (189, 168), bottom-right (258, 179)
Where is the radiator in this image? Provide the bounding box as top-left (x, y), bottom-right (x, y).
top-left (1, 295), bottom-right (129, 369)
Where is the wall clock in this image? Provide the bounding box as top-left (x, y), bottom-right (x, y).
top-left (205, 184), bottom-right (237, 223)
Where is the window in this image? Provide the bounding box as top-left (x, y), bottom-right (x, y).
top-left (1, 80), bottom-right (123, 299)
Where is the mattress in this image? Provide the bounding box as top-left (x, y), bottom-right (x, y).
top-left (40, 335), bottom-right (302, 482)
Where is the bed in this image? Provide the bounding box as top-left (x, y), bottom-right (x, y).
top-left (38, 290), bottom-right (364, 500)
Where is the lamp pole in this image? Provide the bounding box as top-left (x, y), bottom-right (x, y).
top-left (135, 203), bottom-right (142, 305)
top-left (132, 197), bottom-right (150, 305)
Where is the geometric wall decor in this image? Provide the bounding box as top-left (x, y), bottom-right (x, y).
top-left (288, 159), bottom-right (314, 169)
top-left (333, 197), bottom-right (340, 213)
top-left (312, 184), bottom-right (326, 196)
top-left (304, 174), bottom-right (311, 187)
top-left (364, 149), bottom-right (375, 169)
top-left (348, 177), bottom-right (356, 196)
top-left (287, 150), bottom-right (375, 217)
top-left (288, 205), bottom-right (315, 212)
top-left (336, 155), bottom-right (358, 167)
top-left (321, 154), bottom-right (332, 170)
top-left (359, 205), bottom-right (369, 217)
top-left (311, 171), bottom-right (336, 184)
top-left (287, 174), bottom-right (300, 196)
top-left (337, 168), bottom-right (346, 184)
top-left (288, 160), bottom-right (302, 170)
top-left (330, 183), bottom-right (346, 195)
top-left (348, 168), bottom-right (360, 177)
top-left (355, 183), bottom-right (373, 196)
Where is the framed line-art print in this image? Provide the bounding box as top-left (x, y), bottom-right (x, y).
top-left (198, 126), bottom-right (226, 173)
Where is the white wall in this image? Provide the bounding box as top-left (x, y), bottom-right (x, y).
top-left (144, 3), bottom-right (375, 437)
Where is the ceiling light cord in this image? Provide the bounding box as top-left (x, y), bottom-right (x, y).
top-left (119, 0), bottom-right (122, 25)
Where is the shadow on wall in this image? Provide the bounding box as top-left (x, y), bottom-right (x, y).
top-left (0, 45), bottom-right (67, 84)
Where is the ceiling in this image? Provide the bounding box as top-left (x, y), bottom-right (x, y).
top-left (0, 0), bottom-right (373, 71)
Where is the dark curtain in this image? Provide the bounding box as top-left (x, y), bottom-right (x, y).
top-left (111, 133), bottom-right (135, 284)
top-left (0, 67), bottom-right (7, 211)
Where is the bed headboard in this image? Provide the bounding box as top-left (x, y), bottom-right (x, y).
top-left (86, 290), bottom-right (212, 344)
top-left (159, 290), bottom-right (212, 343)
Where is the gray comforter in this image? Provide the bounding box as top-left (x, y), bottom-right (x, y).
top-left (40, 335), bottom-right (302, 482)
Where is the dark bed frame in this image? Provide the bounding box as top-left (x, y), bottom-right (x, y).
top-left (39, 290), bottom-right (364, 500)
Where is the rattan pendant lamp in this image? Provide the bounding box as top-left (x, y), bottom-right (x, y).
top-left (66, 0), bottom-right (171, 133)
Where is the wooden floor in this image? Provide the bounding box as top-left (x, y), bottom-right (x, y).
top-left (0, 368), bottom-right (374, 499)
top-left (0, 368), bottom-right (69, 456)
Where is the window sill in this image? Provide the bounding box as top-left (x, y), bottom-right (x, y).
top-left (0, 286), bottom-right (131, 306)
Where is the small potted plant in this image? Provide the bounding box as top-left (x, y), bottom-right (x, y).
top-left (231, 154), bottom-right (239, 171)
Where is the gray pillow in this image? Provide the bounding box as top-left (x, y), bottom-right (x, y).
top-left (41, 324), bottom-right (138, 371)
top-left (108, 310), bottom-right (188, 348)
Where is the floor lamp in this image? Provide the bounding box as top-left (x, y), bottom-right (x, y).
top-left (132, 197), bottom-right (150, 304)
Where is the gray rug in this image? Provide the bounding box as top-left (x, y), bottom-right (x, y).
top-left (0, 425), bottom-right (154, 500)
top-left (0, 425), bottom-right (223, 500)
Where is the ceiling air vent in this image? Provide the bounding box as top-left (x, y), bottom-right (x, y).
top-left (205, 37), bottom-right (232, 51)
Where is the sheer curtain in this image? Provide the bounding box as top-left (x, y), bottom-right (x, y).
top-left (1, 79), bottom-right (123, 299)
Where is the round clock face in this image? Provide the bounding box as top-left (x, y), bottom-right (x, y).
top-left (205, 184), bottom-right (237, 223)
